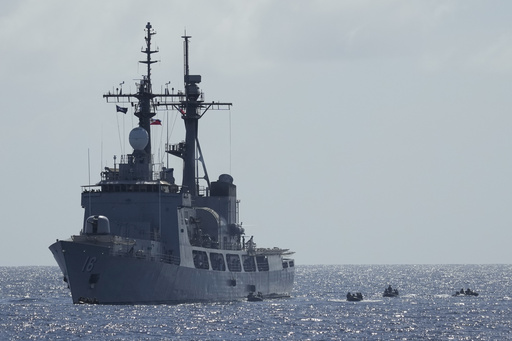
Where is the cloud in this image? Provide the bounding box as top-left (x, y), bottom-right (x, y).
top-left (2, 0), bottom-right (512, 265)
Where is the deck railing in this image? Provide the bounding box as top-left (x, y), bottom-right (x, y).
top-left (109, 247), bottom-right (180, 265)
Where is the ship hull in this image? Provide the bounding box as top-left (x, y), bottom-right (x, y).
top-left (50, 240), bottom-right (294, 304)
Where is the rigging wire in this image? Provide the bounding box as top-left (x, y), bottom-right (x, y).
top-left (115, 108), bottom-right (124, 156)
top-left (160, 109), bottom-right (179, 165)
top-left (229, 108), bottom-right (232, 174)
top-left (123, 109), bottom-right (126, 155)
top-left (88, 148), bottom-right (91, 218)
top-left (100, 126), bottom-right (103, 171)
top-left (156, 110), bottom-right (166, 165)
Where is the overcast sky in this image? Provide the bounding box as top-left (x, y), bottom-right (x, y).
top-left (1, 0), bottom-right (511, 266)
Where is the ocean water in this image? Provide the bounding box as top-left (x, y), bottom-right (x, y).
top-left (1, 265), bottom-right (511, 340)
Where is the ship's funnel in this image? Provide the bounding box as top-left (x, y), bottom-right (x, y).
top-left (129, 127), bottom-right (149, 150)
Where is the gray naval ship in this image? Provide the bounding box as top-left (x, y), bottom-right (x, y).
top-left (49, 23), bottom-right (295, 304)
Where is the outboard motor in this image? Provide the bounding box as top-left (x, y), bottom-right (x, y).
top-left (84, 215), bottom-right (110, 234)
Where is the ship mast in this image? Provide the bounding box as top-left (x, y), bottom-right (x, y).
top-left (103, 23), bottom-right (177, 181)
top-left (136, 22), bottom-right (158, 156)
top-left (162, 35), bottom-right (232, 196)
top-left (104, 23), bottom-right (232, 191)
top-left (104, 23), bottom-right (161, 157)
top-left (181, 35), bottom-right (201, 195)
top-left (176, 35), bottom-right (233, 196)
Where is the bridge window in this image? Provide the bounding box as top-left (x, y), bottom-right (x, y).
top-left (192, 250), bottom-right (209, 270)
top-left (226, 254), bottom-right (241, 272)
top-left (256, 256), bottom-right (269, 271)
top-left (210, 253), bottom-right (226, 271)
top-left (242, 255), bottom-right (256, 272)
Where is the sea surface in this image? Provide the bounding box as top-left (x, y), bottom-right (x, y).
top-left (1, 265), bottom-right (511, 340)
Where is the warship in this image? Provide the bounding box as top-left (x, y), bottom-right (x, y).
top-left (49, 23), bottom-right (295, 304)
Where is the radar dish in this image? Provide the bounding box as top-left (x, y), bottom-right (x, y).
top-left (129, 127), bottom-right (149, 150)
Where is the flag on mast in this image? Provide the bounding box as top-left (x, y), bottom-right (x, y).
top-left (116, 105), bottom-right (128, 114)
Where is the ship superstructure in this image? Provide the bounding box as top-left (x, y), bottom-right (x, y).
top-left (49, 23), bottom-right (294, 304)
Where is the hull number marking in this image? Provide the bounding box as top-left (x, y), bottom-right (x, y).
top-left (82, 256), bottom-right (97, 272)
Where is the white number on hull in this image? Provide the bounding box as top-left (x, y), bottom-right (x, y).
top-left (82, 256), bottom-right (97, 272)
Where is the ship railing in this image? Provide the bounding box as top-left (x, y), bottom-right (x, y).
top-left (109, 247), bottom-right (180, 265)
top-left (247, 247), bottom-right (295, 256)
top-left (88, 183), bottom-right (180, 194)
top-left (165, 142), bottom-right (185, 155)
top-left (151, 162), bottom-right (163, 181)
top-left (222, 242), bottom-right (243, 251)
top-left (197, 185), bottom-right (209, 197)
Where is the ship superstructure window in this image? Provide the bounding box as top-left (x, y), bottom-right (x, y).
top-left (256, 256), bottom-right (269, 271)
top-left (242, 255), bottom-right (256, 272)
top-left (98, 183), bottom-right (176, 193)
top-left (210, 253), bottom-right (226, 271)
top-left (226, 254), bottom-right (241, 272)
top-left (192, 250), bottom-right (209, 270)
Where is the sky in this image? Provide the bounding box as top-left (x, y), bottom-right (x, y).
top-left (1, 0), bottom-right (512, 266)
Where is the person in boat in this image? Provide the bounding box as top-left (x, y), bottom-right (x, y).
top-left (247, 291), bottom-right (263, 301)
top-left (347, 292), bottom-right (364, 301)
top-left (465, 288), bottom-right (475, 295)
